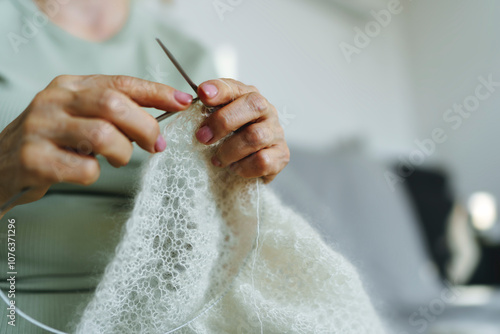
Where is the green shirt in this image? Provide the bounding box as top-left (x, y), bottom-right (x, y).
top-left (0, 0), bottom-right (216, 332)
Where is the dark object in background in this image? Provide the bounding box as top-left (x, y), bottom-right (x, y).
top-left (469, 243), bottom-right (500, 285)
top-left (397, 167), bottom-right (454, 279)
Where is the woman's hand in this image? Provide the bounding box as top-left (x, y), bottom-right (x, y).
top-left (0, 75), bottom-right (193, 211)
top-left (195, 79), bottom-right (290, 183)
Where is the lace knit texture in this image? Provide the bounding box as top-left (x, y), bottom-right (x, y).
top-left (75, 102), bottom-right (385, 334)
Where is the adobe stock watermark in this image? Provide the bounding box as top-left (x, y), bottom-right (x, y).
top-left (146, 64), bottom-right (169, 84)
top-left (399, 281), bottom-right (462, 334)
top-left (5, 219), bottom-right (17, 327)
top-left (7, 0), bottom-right (70, 54)
top-left (277, 106), bottom-right (296, 129)
top-left (385, 74), bottom-right (500, 191)
top-left (339, 0), bottom-right (408, 64)
top-left (213, 0), bottom-right (244, 21)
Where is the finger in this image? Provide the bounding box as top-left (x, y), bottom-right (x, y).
top-left (195, 92), bottom-right (273, 145)
top-left (197, 79), bottom-right (259, 107)
top-left (228, 144), bottom-right (290, 182)
top-left (212, 122), bottom-right (277, 168)
top-left (19, 141), bottom-right (101, 187)
top-left (78, 75), bottom-right (194, 111)
top-left (49, 116), bottom-right (134, 168)
top-left (68, 88), bottom-right (161, 153)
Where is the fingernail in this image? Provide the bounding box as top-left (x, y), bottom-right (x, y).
top-left (211, 156), bottom-right (221, 167)
top-left (155, 135), bottom-right (167, 152)
top-left (201, 84), bottom-right (218, 98)
top-left (174, 91), bottom-right (193, 105)
top-left (196, 125), bottom-right (214, 144)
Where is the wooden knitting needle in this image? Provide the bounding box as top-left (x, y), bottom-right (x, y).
top-left (155, 38), bottom-right (200, 122)
top-left (156, 38), bottom-right (199, 94)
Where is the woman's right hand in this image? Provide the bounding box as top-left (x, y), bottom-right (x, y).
top-left (0, 75), bottom-right (193, 213)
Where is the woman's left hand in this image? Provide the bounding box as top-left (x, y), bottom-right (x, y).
top-left (195, 79), bottom-right (290, 183)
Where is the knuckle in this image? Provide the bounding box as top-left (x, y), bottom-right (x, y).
top-left (235, 167), bottom-right (249, 178)
top-left (88, 130), bottom-right (108, 152)
top-left (30, 90), bottom-right (50, 109)
top-left (228, 79), bottom-right (246, 95)
top-left (222, 78), bottom-right (237, 88)
top-left (18, 143), bottom-right (54, 183)
top-left (112, 75), bottom-right (134, 90)
top-left (50, 75), bottom-right (68, 86)
top-left (212, 112), bottom-right (232, 133)
top-left (21, 114), bottom-right (41, 136)
top-left (244, 126), bottom-right (270, 148)
top-left (245, 92), bottom-right (267, 112)
top-left (49, 75), bottom-right (79, 89)
top-left (143, 81), bottom-right (159, 99)
top-left (99, 89), bottom-right (123, 115)
top-left (254, 151), bottom-right (272, 174)
top-left (31, 88), bottom-right (72, 112)
top-left (215, 149), bottom-right (227, 165)
top-left (18, 144), bottom-right (37, 171)
top-left (248, 85), bottom-right (260, 93)
top-left (87, 120), bottom-right (114, 150)
top-left (93, 119), bottom-right (113, 136)
top-left (80, 120), bottom-right (112, 152)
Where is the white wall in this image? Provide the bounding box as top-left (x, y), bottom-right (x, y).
top-left (403, 0), bottom-right (500, 200)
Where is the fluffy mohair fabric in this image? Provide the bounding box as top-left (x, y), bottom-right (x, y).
top-left (75, 102), bottom-right (386, 334)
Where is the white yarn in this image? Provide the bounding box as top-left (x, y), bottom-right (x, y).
top-left (75, 101), bottom-right (386, 334)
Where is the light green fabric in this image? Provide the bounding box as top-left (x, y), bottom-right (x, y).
top-left (0, 0), bottom-right (217, 332)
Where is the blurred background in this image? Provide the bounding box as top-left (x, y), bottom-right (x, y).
top-left (157, 0), bottom-right (500, 333)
